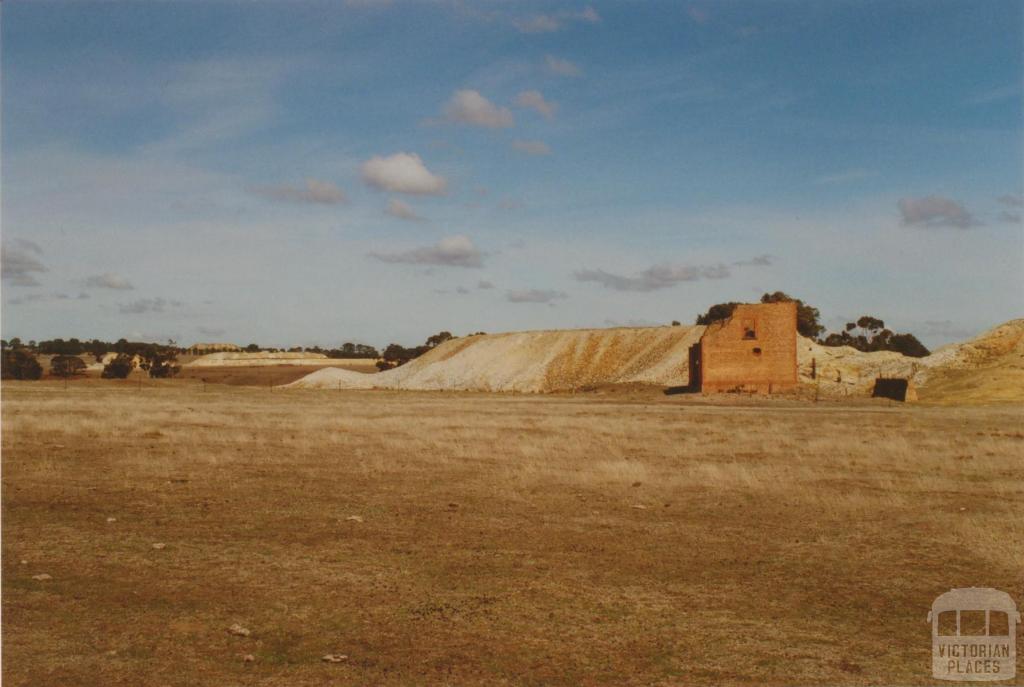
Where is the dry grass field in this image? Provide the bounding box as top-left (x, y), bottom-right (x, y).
top-left (2, 381), bottom-right (1022, 686)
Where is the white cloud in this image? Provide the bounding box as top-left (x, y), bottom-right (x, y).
top-left (999, 211), bottom-right (1022, 224)
top-left (574, 263), bottom-right (731, 292)
top-left (385, 198), bottom-right (425, 221)
top-left (898, 196), bottom-right (979, 229)
top-left (544, 55), bottom-right (582, 77)
top-left (119, 297), bottom-right (183, 315)
top-left (514, 90), bottom-right (557, 119)
top-left (250, 178), bottom-right (347, 204)
top-left (443, 90), bottom-right (514, 128)
top-left (514, 7), bottom-right (599, 33)
top-left (1, 239), bottom-right (47, 287)
top-left (513, 140), bottom-right (552, 156)
top-left (360, 153), bottom-right (448, 195)
top-left (514, 14), bottom-right (562, 33)
top-left (84, 273), bottom-right (135, 290)
top-left (368, 235), bottom-right (483, 268)
top-left (506, 288), bottom-right (568, 303)
top-left (996, 193), bottom-right (1022, 208)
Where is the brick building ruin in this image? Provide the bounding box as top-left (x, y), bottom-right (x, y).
top-left (689, 301), bottom-right (798, 394)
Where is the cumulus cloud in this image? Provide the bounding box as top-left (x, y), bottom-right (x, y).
top-left (1, 239), bottom-right (47, 287)
top-left (368, 235), bottom-right (483, 268)
top-left (506, 288), bottom-right (568, 303)
top-left (574, 263), bottom-right (731, 292)
top-left (999, 211), bottom-right (1022, 224)
top-left (443, 90), bottom-right (515, 128)
top-left (996, 193), bottom-right (1023, 207)
top-left (898, 195), bottom-right (980, 229)
top-left (250, 178), bottom-right (347, 204)
top-left (84, 272), bottom-right (135, 290)
top-left (477, 280), bottom-right (495, 290)
top-left (514, 6), bottom-right (599, 33)
top-left (514, 90), bottom-right (557, 119)
top-left (385, 198), bottom-right (425, 221)
top-left (513, 140), bottom-right (552, 156)
top-left (119, 297), bottom-right (183, 315)
top-left (545, 55), bottom-right (581, 77)
top-left (361, 152), bottom-right (448, 195)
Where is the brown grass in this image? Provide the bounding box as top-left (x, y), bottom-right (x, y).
top-left (2, 381), bottom-right (1022, 685)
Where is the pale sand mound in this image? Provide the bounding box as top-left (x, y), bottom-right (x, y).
top-left (186, 352), bottom-right (375, 368)
top-left (287, 319), bottom-right (1024, 401)
top-left (287, 326), bottom-right (706, 392)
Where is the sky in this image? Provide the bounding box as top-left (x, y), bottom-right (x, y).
top-left (2, 0), bottom-right (1021, 350)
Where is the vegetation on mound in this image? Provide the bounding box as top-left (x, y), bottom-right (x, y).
top-left (696, 292), bottom-right (929, 357)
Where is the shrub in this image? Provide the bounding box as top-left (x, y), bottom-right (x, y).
top-left (51, 355), bottom-right (87, 378)
top-left (101, 354), bottom-right (135, 379)
top-left (1, 350), bottom-right (43, 380)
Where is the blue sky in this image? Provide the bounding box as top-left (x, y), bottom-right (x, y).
top-left (2, 0), bottom-right (1021, 349)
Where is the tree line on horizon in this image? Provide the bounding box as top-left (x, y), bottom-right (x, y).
top-left (0, 294), bottom-right (932, 381)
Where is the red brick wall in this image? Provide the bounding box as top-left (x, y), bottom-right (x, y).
top-left (699, 302), bottom-right (797, 393)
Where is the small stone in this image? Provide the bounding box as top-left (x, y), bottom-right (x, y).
top-left (631, 481), bottom-right (642, 487)
top-left (32, 574), bottom-right (52, 581)
top-left (152, 543), bottom-right (166, 550)
top-left (243, 654), bottom-right (255, 663)
top-left (106, 517), bottom-right (117, 523)
top-left (106, 650), bottom-right (118, 657)
top-left (228, 623), bottom-right (251, 637)
top-left (630, 504), bottom-right (648, 510)
top-left (322, 654), bottom-right (348, 663)
top-left (20, 559), bottom-right (27, 565)
top-left (345, 515), bottom-right (364, 523)
top-left (959, 507), bottom-right (967, 512)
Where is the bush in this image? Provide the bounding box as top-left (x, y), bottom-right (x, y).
top-left (51, 355), bottom-right (87, 378)
top-left (1, 350), bottom-right (43, 380)
top-left (101, 354), bottom-right (135, 379)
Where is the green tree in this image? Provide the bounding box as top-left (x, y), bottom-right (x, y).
top-left (425, 331), bottom-right (454, 348)
top-left (695, 302), bottom-right (741, 326)
top-left (101, 354), bottom-right (135, 379)
top-left (51, 355), bottom-right (87, 379)
top-left (2, 349), bottom-right (43, 380)
top-left (759, 292), bottom-right (824, 338)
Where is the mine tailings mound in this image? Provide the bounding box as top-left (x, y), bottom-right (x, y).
top-left (288, 326), bottom-right (705, 393)
top-left (286, 319), bottom-right (1024, 402)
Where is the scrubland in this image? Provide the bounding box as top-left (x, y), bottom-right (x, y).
top-left (2, 381), bottom-right (1022, 685)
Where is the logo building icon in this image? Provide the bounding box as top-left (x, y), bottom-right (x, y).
top-left (929, 588), bottom-right (1019, 681)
